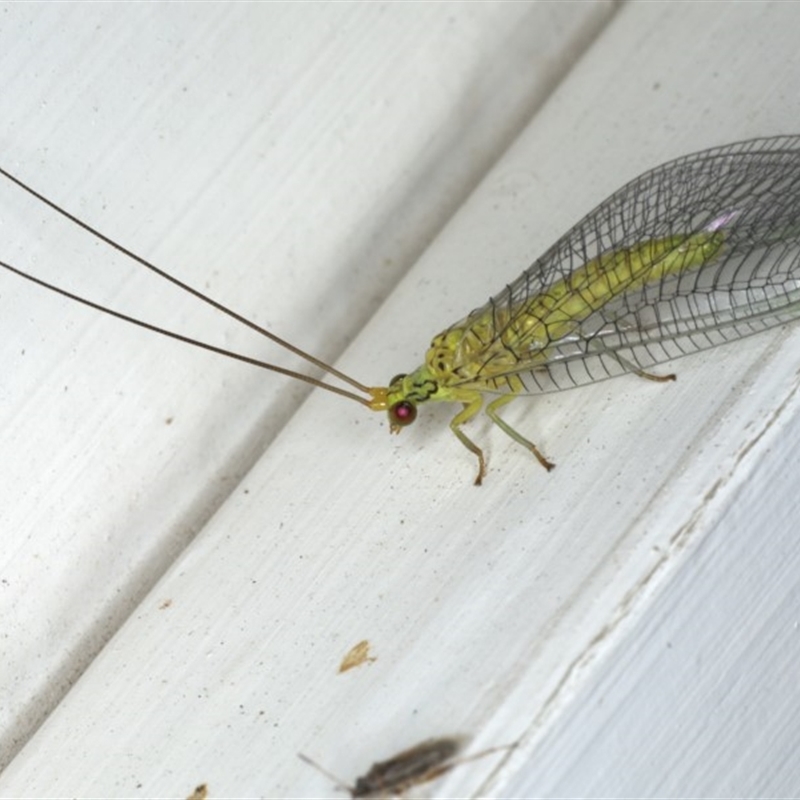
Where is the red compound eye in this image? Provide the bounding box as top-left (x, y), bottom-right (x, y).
top-left (389, 400), bottom-right (417, 426)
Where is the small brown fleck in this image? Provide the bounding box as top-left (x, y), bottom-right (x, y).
top-left (186, 783), bottom-right (208, 800)
top-left (339, 639), bottom-right (376, 673)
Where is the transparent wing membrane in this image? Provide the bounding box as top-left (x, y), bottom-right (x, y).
top-left (450, 136), bottom-right (800, 395)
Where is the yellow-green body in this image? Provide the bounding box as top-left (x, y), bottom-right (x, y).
top-left (370, 231), bottom-right (725, 484)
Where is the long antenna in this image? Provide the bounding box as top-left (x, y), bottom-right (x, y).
top-left (0, 257), bottom-right (372, 408)
top-left (0, 164), bottom-right (373, 396)
top-left (297, 753), bottom-right (353, 796)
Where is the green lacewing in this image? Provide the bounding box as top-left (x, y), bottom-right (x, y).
top-left (2, 136), bottom-right (799, 484)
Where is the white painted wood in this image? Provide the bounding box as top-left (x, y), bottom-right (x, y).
top-left (503, 400), bottom-right (800, 797)
top-left (2, 2), bottom-right (799, 798)
top-left (0, 0), bottom-right (616, 792)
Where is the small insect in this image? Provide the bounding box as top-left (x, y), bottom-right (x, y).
top-left (2, 136), bottom-right (800, 484)
top-left (298, 736), bottom-right (511, 797)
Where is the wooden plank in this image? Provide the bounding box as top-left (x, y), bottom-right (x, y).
top-left (0, 1), bottom-right (617, 794)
